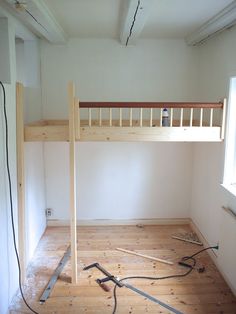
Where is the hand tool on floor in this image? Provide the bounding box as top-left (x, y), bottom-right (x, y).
top-left (83, 263), bottom-right (184, 314)
top-left (178, 260), bottom-right (205, 273)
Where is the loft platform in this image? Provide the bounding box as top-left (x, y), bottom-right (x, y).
top-left (24, 97), bottom-right (226, 143)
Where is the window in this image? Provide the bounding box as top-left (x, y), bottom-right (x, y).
top-left (223, 76), bottom-right (236, 195)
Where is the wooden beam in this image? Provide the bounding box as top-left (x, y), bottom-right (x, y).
top-left (16, 82), bottom-right (26, 281)
top-left (68, 82), bottom-right (78, 284)
top-left (80, 126), bottom-right (222, 142)
top-left (120, 0), bottom-right (151, 45)
top-left (79, 102), bottom-right (223, 109)
top-left (1, 0), bottom-right (67, 43)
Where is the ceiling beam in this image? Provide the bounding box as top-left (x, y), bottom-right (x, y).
top-left (120, 0), bottom-right (151, 46)
top-left (0, 0), bottom-right (67, 43)
top-left (186, 0), bottom-right (236, 46)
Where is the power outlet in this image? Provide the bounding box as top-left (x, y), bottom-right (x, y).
top-left (45, 208), bottom-right (53, 218)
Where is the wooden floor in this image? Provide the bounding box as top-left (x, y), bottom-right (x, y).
top-left (9, 225), bottom-right (236, 314)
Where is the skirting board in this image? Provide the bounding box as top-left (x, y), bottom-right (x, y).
top-left (47, 218), bottom-right (190, 227)
top-left (190, 220), bottom-right (236, 296)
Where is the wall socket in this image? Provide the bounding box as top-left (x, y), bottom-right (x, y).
top-left (45, 208), bottom-right (53, 218)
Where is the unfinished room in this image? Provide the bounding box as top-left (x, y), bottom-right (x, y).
top-left (1, 0), bottom-right (236, 313)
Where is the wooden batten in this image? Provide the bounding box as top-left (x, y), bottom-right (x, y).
top-left (80, 126), bottom-right (222, 142)
top-left (75, 98), bottom-right (80, 140)
top-left (68, 82), bottom-right (78, 284)
top-left (16, 82), bottom-right (26, 282)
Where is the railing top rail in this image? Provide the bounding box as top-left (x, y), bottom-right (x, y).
top-left (79, 102), bottom-right (223, 109)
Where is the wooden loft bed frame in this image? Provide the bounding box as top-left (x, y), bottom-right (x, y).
top-left (16, 82), bottom-right (227, 285)
top-left (24, 82), bottom-right (227, 143)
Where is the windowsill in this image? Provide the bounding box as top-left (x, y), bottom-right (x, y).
top-left (221, 183), bottom-right (236, 198)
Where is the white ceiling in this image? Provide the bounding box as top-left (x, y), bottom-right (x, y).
top-left (43, 0), bottom-right (233, 39)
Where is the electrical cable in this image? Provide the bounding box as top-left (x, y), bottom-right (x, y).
top-left (0, 81), bottom-right (39, 314)
top-left (126, 0), bottom-right (141, 46)
top-left (112, 245), bottom-right (218, 314)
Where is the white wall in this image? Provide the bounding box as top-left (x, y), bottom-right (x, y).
top-left (0, 16), bottom-right (19, 314)
top-left (15, 38), bottom-right (46, 263)
top-left (191, 25), bottom-right (236, 294)
top-left (41, 38), bottom-right (199, 118)
top-left (45, 142), bottom-right (193, 220)
top-left (0, 10), bottom-right (46, 314)
top-left (40, 38), bottom-right (198, 221)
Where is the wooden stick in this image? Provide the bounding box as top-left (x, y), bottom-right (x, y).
top-left (160, 108), bottom-right (162, 127)
top-left (149, 108), bottom-right (153, 127)
top-left (116, 248), bottom-right (173, 265)
top-left (140, 108), bottom-right (143, 127)
top-left (129, 108), bottom-right (132, 127)
top-left (119, 108), bottom-right (122, 127)
top-left (172, 236), bottom-right (203, 246)
top-left (88, 108), bottom-right (91, 127)
top-left (68, 81), bottom-right (78, 284)
top-left (190, 108), bottom-right (193, 127)
top-left (99, 108), bottom-right (102, 127)
top-left (170, 108), bottom-right (173, 127)
top-left (16, 82), bottom-right (26, 282)
top-left (180, 108), bottom-right (183, 127)
top-left (209, 108), bottom-right (213, 127)
top-left (200, 108), bottom-right (203, 127)
top-left (75, 98), bottom-right (80, 139)
top-left (109, 108), bottom-right (112, 127)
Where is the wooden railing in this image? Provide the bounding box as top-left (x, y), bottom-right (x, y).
top-left (75, 101), bottom-right (225, 128)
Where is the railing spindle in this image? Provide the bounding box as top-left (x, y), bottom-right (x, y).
top-left (180, 108), bottom-right (183, 127)
top-left (170, 108), bottom-right (173, 127)
top-left (88, 108), bottom-right (91, 127)
top-left (119, 108), bottom-right (122, 127)
top-left (160, 108), bottom-right (163, 127)
top-left (140, 108), bottom-right (143, 127)
top-left (149, 108), bottom-right (153, 127)
top-left (190, 108), bottom-right (193, 127)
top-left (99, 108), bottom-right (102, 126)
top-left (129, 108), bottom-right (132, 127)
top-left (210, 108), bottom-right (213, 127)
top-left (200, 108), bottom-right (203, 127)
top-left (109, 108), bottom-right (112, 126)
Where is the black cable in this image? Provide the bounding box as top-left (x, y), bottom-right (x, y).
top-left (112, 245), bottom-right (217, 313)
top-left (126, 0), bottom-right (140, 46)
top-left (0, 81), bottom-right (39, 314)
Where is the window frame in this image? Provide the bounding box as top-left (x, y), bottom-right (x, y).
top-left (222, 76), bottom-right (236, 196)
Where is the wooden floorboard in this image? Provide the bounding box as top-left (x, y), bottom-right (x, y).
top-left (9, 225), bottom-right (236, 313)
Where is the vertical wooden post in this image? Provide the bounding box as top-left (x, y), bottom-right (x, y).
top-left (129, 108), bottom-right (132, 127)
top-left (99, 108), bottom-right (102, 126)
top-left (160, 108), bottom-right (162, 127)
top-left (68, 81), bottom-right (78, 284)
top-left (210, 108), bottom-right (213, 127)
top-left (75, 98), bottom-right (80, 140)
top-left (119, 108), bottom-right (122, 127)
top-left (170, 108), bottom-right (173, 127)
top-left (200, 108), bottom-right (203, 127)
top-left (190, 108), bottom-right (193, 127)
top-left (149, 108), bottom-right (153, 127)
top-left (109, 108), bottom-right (112, 126)
top-left (16, 82), bottom-right (26, 282)
top-left (88, 108), bottom-right (91, 127)
top-left (180, 108), bottom-right (183, 127)
top-left (221, 98), bottom-right (227, 140)
top-left (140, 108), bottom-right (143, 127)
